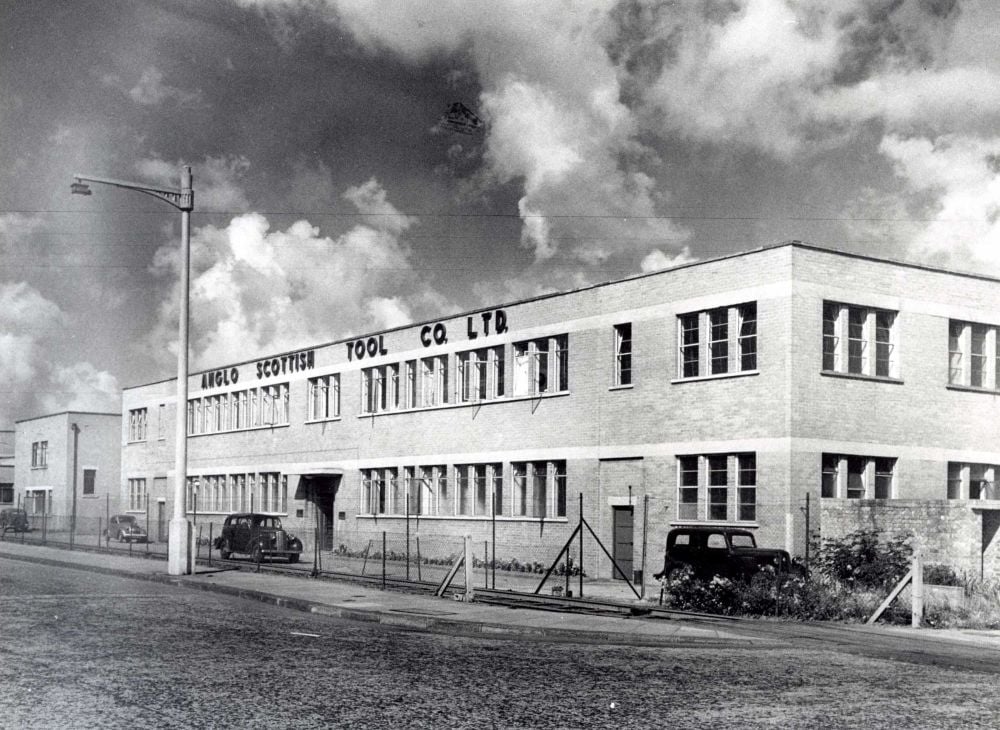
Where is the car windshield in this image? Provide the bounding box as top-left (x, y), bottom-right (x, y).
top-left (118, 516), bottom-right (137, 524)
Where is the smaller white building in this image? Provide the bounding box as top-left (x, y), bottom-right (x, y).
top-left (14, 412), bottom-right (121, 532)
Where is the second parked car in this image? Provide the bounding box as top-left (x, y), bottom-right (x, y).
top-left (654, 526), bottom-right (795, 583)
top-left (106, 514), bottom-right (148, 543)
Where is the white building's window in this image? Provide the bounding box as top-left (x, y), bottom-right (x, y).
top-left (404, 360), bottom-right (418, 409)
top-left (308, 374), bottom-right (341, 420)
top-left (949, 320), bottom-right (999, 391)
top-left (127, 478), bottom-right (147, 512)
top-left (823, 302), bottom-right (898, 378)
top-left (128, 408), bottom-right (148, 442)
top-left (513, 335), bottom-right (568, 396)
top-left (158, 404), bottom-right (166, 440)
top-left (677, 303), bottom-right (757, 379)
top-left (83, 469), bottom-right (96, 496)
top-left (947, 462), bottom-right (998, 500)
top-left (260, 384), bottom-right (289, 426)
top-left (31, 440), bottom-right (48, 468)
top-left (361, 467), bottom-right (397, 514)
top-left (511, 460), bottom-right (566, 518)
top-left (457, 347), bottom-right (505, 403)
top-left (613, 323), bottom-right (632, 386)
top-left (821, 454), bottom-right (896, 499)
top-left (676, 453), bottom-right (758, 521)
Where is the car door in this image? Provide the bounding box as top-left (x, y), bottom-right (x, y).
top-left (233, 517), bottom-right (251, 552)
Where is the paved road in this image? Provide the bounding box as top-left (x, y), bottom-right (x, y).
top-left (4, 559), bottom-right (1000, 729)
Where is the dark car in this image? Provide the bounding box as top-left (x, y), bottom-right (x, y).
top-left (213, 513), bottom-right (302, 563)
top-left (107, 514), bottom-right (148, 543)
top-left (1, 508), bottom-right (30, 533)
top-left (654, 526), bottom-right (795, 583)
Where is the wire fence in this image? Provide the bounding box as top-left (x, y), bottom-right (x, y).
top-left (10, 492), bottom-right (926, 593)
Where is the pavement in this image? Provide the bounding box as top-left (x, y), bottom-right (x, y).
top-left (0, 539), bottom-right (757, 648)
top-left (4, 539), bottom-right (1000, 653)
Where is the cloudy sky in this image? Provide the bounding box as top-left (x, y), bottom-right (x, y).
top-left (1, 0), bottom-right (999, 429)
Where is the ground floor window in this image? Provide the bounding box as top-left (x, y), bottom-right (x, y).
top-left (127, 478), bottom-right (147, 511)
top-left (185, 472), bottom-right (288, 515)
top-left (512, 460), bottom-right (566, 518)
top-left (675, 453), bottom-right (757, 522)
top-left (454, 463), bottom-right (502, 516)
top-left (25, 488), bottom-right (50, 515)
top-left (0, 483), bottom-right (12, 505)
top-left (820, 454), bottom-right (896, 499)
top-left (947, 462), bottom-right (997, 500)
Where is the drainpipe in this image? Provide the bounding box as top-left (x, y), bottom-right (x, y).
top-left (71, 423), bottom-right (80, 547)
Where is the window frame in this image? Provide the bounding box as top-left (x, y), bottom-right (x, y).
top-left (676, 302), bottom-right (758, 380)
top-left (613, 323), bottom-right (633, 387)
top-left (822, 302), bottom-right (899, 380)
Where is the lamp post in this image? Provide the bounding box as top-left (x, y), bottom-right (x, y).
top-left (71, 166), bottom-right (194, 575)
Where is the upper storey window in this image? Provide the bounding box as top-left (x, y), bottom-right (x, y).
top-left (513, 334), bottom-right (568, 396)
top-left (822, 302), bottom-right (898, 379)
top-left (613, 323), bottom-right (632, 386)
top-left (457, 346), bottom-right (505, 403)
top-left (128, 408), bottom-right (148, 442)
top-left (308, 374), bottom-right (341, 421)
top-left (676, 302), bottom-right (757, 379)
top-left (949, 320), bottom-right (999, 391)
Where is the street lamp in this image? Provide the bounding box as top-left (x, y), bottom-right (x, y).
top-left (71, 166), bottom-right (194, 575)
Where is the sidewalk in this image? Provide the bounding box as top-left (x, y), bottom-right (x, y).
top-left (0, 540), bottom-right (756, 648)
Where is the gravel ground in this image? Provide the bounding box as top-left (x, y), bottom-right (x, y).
top-left (3, 559), bottom-right (999, 729)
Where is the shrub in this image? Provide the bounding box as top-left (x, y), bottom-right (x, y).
top-left (816, 529), bottom-right (912, 590)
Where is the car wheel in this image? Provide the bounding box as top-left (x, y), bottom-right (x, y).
top-left (288, 553), bottom-right (299, 564)
top-left (220, 540), bottom-right (231, 560)
top-left (251, 544), bottom-right (263, 563)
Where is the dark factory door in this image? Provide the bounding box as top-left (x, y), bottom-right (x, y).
top-left (612, 506), bottom-right (634, 581)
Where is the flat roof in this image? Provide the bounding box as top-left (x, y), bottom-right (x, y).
top-left (15, 411), bottom-right (121, 425)
top-left (124, 239), bottom-right (1000, 391)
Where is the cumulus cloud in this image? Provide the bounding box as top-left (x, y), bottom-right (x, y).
top-left (238, 0), bottom-right (999, 275)
top-left (103, 66), bottom-right (202, 106)
top-left (0, 283), bottom-right (119, 426)
top-left (147, 179), bottom-right (448, 371)
top-left (640, 246), bottom-right (696, 273)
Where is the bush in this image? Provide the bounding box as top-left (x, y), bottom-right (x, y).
top-left (815, 529), bottom-right (912, 590)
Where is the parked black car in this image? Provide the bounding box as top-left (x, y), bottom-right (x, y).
top-left (0, 508), bottom-right (30, 533)
top-left (654, 526), bottom-right (795, 583)
top-left (106, 514), bottom-right (148, 543)
top-left (214, 513), bottom-right (302, 563)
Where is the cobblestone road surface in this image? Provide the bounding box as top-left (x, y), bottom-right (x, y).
top-left (3, 559), bottom-right (999, 729)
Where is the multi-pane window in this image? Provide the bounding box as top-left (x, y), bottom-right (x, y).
top-left (613, 323), bottom-right (632, 386)
top-left (677, 456), bottom-right (699, 520)
top-left (362, 467), bottom-right (398, 515)
top-left (128, 408), bottom-right (148, 442)
top-left (946, 462), bottom-right (998, 500)
top-left (512, 460), bottom-right (566, 518)
top-left (188, 384), bottom-right (289, 435)
top-left (0, 484), bottom-right (13, 505)
top-left (820, 454), bottom-right (896, 499)
top-left (362, 364), bottom-right (399, 414)
top-left (184, 472), bottom-right (288, 514)
top-left (737, 454), bottom-right (756, 521)
top-left (308, 374), bottom-right (340, 420)
top-left (513, 335), bottom-right (569, 396)
top-left (258, 473), bottom-right (287, 513)
top-left (83, 468), bottom-right (96, 496)
top-left (455, 463), bottom-right (502, 516)
top-left (676, 453), bottom-right (758, 522)
top-left (677, 303), bottom-right (758, 379)
top-left (822, 302), bottom-right (898, 378)
top-left (457, 347), bottom-right (505, 403)
top-left (707, 455), bottom-right (728, 520)
top-left (419, 356), bottom-right (449, 407)
top-left (948, 320), bottom-right (999, 390)
top-left (404, 465), bottom-right (444, 516)
top-left (31, 441), bottom-right (47, 468)
top-left (127, 478), bottom-right (147, 511)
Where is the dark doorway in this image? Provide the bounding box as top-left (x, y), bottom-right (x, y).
top-left (308, 476), bottom-right (338, 551)
top-left (157, 501), bottom-right (166, 543)
top-left (612, 506), bottom-right (634, 581)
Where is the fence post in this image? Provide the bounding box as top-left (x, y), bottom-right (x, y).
top-left (416, 536), bottom-right (422, 581)
top-left (406, 494), bottom-right (411, 582)
top-left (97, 517), bottom-right (101, 549)
top-left (578, 493), bottom-right (584, 599)
top-left (382, 531), bottom-right (387, 591)
top-left (640, 494), bottom-right (649, 600)
top-left (145, 494), bottom-right (150, 555)
top-left (804, 492), bottom-right (811, 573)
top-left (464, 534), bottom-right (474, 602)
top-left (42, 504), bottom-right (47, 544)
top-left (491, 484), bottom-right (497, 590)
top-left (484, 540), bottom-right (489, 589)
top-left (208, 523), bottom-right (213, 567)
top-left (912, 552), bottom-right (923, 628)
